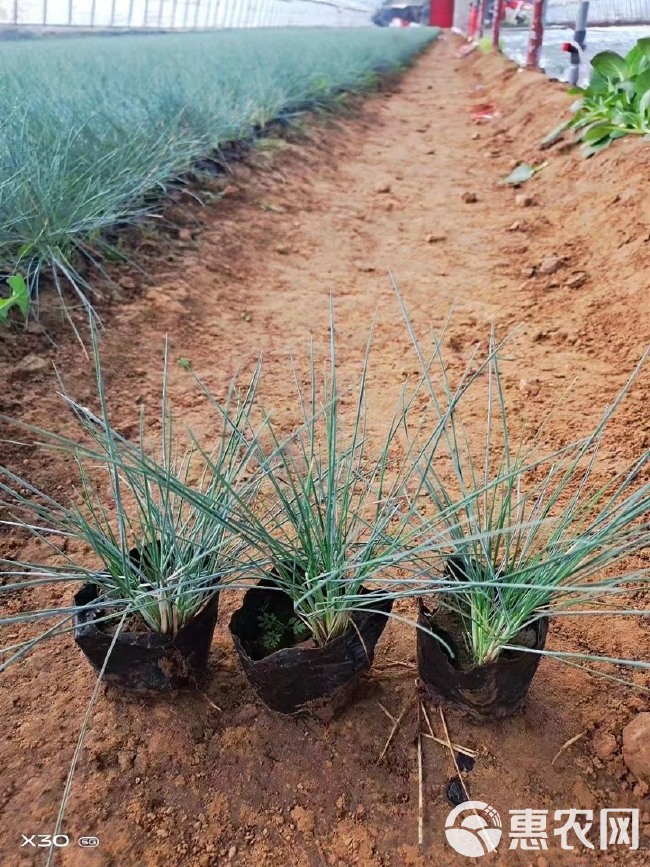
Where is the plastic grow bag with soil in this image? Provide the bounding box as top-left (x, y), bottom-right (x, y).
top-left (229, 582), bottom-right (393, 718)
top-left (417, 601), bottom-right (548, 721)
top-left (73, 579), bottom-right (220, 693)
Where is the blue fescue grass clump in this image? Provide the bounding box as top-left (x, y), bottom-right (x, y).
top-left (0, 27), bottom-right (438, 320)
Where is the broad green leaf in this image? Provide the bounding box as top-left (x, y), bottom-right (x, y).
top-left (571, 114), bottom-right (599, 131)
top-left (581, 138), bottom-right (614, 158)
top-left (618, 80), bottom-right (636, 100)
top-left (0, 274), bottom-right (30, 324)
top-left (580, 122), bottom-right (617, 144)
top-left (635, 68), bottom-right (650, 100)
top-left (639, 89), bottom-right (650, 118)
top-left (586, 70), bottom-right (610, 94)
top-left (591, 51), bottom-right (628, 83)
top-left (611, 108), bottom-right (642, 130)
top-left (7, 275), bottom-right (29, 318)
top-left (625, 38), bottom-right (650, 77)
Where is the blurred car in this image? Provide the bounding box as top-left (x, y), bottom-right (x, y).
top-left (372, 2), bottom-right (430, 26)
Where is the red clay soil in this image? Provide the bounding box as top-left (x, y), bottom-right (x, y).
top-left (1, 33), bottom-right (650, 867)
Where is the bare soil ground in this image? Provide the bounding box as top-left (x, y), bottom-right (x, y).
top-left (1, 34), bottom-right (649, 867)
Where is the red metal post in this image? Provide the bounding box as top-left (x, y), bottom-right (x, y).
top-left (526, 0), bottom-right (545, 67)
top-left (430, 0), bottom-right (455, 28)
top-left (467, 2), bottom-right (479, 38)
top-left (478, 0), bottom-right (490, 36)
top-left (491, 0), bottom-right (504, 49)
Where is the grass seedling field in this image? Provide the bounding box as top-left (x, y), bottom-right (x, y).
top-left (0, 27), bottom-right (437, 318)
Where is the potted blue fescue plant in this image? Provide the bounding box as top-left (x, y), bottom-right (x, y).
top-left (0, 334), bottom-right (266, 692)
top-left (0, 305), bottom-right (483, 709)
top-left (397, 296), bottom-right (650, 720)
top-left (169, 301), bottom-right (507, 718)
top-left (184, 304), bottom-right (461, 717)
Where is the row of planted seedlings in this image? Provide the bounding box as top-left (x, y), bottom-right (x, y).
top-left (1, 301), bottom-right (650, 723)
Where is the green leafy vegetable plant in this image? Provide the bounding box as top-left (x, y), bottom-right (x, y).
top-left (543, 37), bottom-right (650, 157)
top-left (0, 274), bottom-right (29, 324)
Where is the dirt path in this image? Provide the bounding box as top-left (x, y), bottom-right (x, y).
top-left (1, 35), bottom-right (649, 867)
